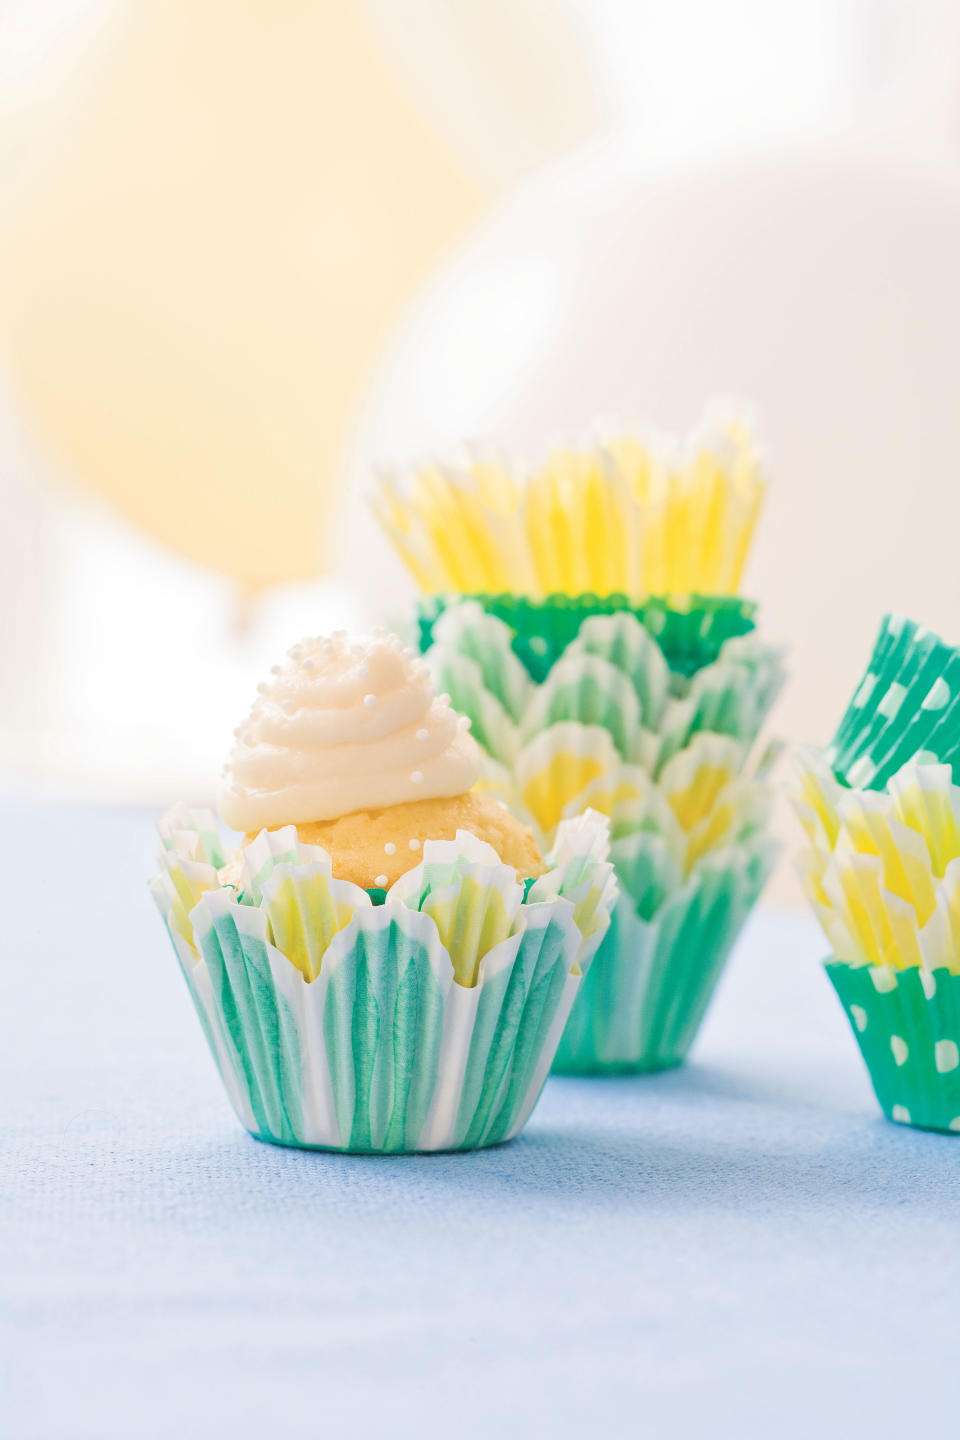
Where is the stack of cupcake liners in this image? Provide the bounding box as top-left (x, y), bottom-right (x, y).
top-left (792, 614), bottom-right (960, 1132)
top-left (152, 806), bottom-right (616, 1153)
top-left (377, 405), bottom-right (786, 1072)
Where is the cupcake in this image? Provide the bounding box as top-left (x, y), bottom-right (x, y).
top-left (792, 613), bottom-right (960, 1133)
top-left (150, 629), bottom-right (616, 1153)
top-left (375, 404), bottom-right (785, 1073)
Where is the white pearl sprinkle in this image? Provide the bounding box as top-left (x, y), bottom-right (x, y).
top-left (416, 728), bottom-right (429, 742)
top-left (408, 837), bottom-right (421, 851)
top-left (375, 874), bottom-right (388, 888)
top-left (439, 693), bottom-right (451, 705)
top-left (460, 716), bottom-right (472, 729)
top-left (410, 770), bottom-right (424, 784)
top-left (384, 841), bottom-right (396, 855)
top-left (363, 693), bottom-right (378, 708)
top-left (302, 658), bottom-right (315, 671)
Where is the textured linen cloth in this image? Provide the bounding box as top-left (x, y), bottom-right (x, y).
top-left (3, 801), bottom-right (959, 1440)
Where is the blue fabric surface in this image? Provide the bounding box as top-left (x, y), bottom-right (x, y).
top-left (3, 801), bottom-right (959, 1439)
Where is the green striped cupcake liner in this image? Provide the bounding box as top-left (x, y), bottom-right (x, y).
top-left (827, 613), bottom-right (960, 791)
top-left (151, 808), bottom-right (616, 1153)
top-left (826, 959), bottom-right (960, 1133)
top-left (416, 592), bottom-right (758, 684)
top-left (552, 840), bottom-right (774, 1074)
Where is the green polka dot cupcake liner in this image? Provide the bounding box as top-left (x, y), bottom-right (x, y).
top-left (827, 613), bottom-right (960, 791)
top-left (827, 960), bottom-right (960, 1133)
top-left (151, 807), bottom-right (616, 1154)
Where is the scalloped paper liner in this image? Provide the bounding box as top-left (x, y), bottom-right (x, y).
top-left (152, 813), bottom-right (615, 1153)
top-left (553, 842), bottom-right (774, 1073)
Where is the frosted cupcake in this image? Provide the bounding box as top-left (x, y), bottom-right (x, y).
top-left (375, 405), bottom-right (784, 1073)
top-left (151, 630), bottom-right (615, 1153)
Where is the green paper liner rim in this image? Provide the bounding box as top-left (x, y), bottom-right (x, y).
top-left (417, 592), bottom-right (758, 684)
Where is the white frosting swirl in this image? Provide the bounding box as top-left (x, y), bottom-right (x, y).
top-left (218, 630), bottom-right (480, 831)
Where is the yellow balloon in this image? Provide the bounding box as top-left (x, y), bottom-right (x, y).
top-left (0, 0), bottom-right (484, 590)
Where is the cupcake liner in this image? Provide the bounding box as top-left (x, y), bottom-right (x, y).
top-left (826, 959), bottom-right (960, 1132)
top-left (418, 597), bottom-right (781, 1078)
top-left (427, 603), bottom-right (784, 780)
top-left (375, 405), bottom-right (766, 601)
top-left (416, 592), bottom-right (758, 684)
top-left (827, 614), bottom-right (960, 790)
top-left (793, 657), bottom-right (960, 1134)
top-left (152, 812), bottom-right (616, 1153)
top-left (792, 752), bottom-right (960, 975)
top-left (553, 839), bottom-right (774, 1073)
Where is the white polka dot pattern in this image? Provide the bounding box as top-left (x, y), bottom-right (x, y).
top-left (934, 1040), bottom-right (959, 1073)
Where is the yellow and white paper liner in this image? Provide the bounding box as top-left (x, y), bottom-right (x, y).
top-left (373, 402), bottom-right (766, 600)
top-left (792, 752), bottom-right (960, 1131)
top-left (151, 809), bottom-right (616, 1153)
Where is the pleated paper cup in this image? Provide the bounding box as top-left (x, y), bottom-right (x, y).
top-left (827, 959), bottom-right (960, 1133)
top-left (827, 613), bottom-right (960, 791)
top-left (151, 809), bottom-right (616, 1154)
top-left (553, 837), bottom-right (775, 1074)
top-left (418, 598), bottom-right (782, 1078)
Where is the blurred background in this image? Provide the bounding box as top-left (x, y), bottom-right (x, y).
top-left (1, 0), bottom-right (959, 901)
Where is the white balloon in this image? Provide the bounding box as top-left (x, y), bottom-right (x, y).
top-left (350, 139), bottom-right (960, 779)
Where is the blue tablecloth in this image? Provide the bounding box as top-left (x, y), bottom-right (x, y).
top-left (3, 802), bottom-right (958, 1439)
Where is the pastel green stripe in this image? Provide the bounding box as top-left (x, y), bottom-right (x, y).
top-left (197, 910), bottom-right (305, 1145)
top-left (417, 593), bottom-right (757, 683)
top-left (166, 930), bottom-right (232, 1095)
top-left (826, 961), bottom-right (960, 1133)
top-left (553, 853), bottom-right (768, 1074)
top-left (456, 913), bottom-right (570, 1149)
top-left (321, 919), bottom-right (445, 1153)
top-left (525, 663), bottom-right (638, 756)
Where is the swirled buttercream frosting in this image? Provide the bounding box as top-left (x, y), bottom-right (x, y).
top-left (218, 630), bottom-right (480, 831)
